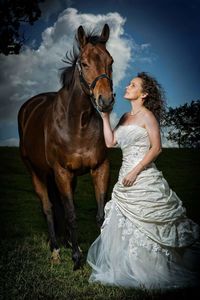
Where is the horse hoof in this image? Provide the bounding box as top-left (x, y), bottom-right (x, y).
top-left (73, 260), bottom-right (81, 271)
top-left (51, 249), bottom-right (61, 264)
top-left (96, 217), bottom-right (104, 228)
top-left (72, 248), bottom-right (83, 270)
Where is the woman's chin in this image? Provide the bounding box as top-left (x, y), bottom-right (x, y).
top-left (124, 94), bottom-right (130, 100)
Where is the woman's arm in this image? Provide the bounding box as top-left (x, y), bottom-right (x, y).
top-left (122, 111), bottom-right (162, 186)
top-left (101, 112), bottom-right (117, 148)
top-left (136, 110), bottom-right (162, 172)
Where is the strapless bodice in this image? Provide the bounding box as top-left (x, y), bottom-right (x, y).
top-left (115, 124), bottom-right (150, 165)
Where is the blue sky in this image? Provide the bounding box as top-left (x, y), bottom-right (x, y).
top-left (0, 0), bottom-right (199, 146)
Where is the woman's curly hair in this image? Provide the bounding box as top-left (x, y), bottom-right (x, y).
top-left (137, 72), bottom-right (166, 123)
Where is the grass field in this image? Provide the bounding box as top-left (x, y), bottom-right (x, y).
top-left (0, 147), bottom-right (200, 300)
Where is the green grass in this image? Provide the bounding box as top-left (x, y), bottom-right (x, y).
top-left (0, 147), bottom-right (199, 299)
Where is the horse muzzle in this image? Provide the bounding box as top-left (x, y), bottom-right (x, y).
top-left (96, 95), bottom-right (115, 112)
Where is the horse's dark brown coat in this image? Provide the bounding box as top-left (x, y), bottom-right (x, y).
top-left (18, 24), bottom-right (114, 269)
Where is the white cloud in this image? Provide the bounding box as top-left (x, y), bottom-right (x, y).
top-left (161, 136), bottom-right (177, 148)
top-left (0, 138), bottom-right (19, 147)
top-left (131, 40), bottom-right (156, 64)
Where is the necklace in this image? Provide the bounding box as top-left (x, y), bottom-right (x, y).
top-left (130, 108), bottom-right (143, 116)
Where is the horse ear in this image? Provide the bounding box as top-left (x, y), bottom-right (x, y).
top-left (100, 24), bottom-right (110, 43)
top-left (77, 25), bottom-right (87, 48)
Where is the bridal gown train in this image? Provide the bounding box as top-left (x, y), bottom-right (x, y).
top-left (87, 124), bottom-right (200, 289)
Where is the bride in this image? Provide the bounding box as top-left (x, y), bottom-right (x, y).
top-left (87, 72), bottom-right (200, 289)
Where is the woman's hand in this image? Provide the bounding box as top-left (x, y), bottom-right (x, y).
top-left (101, 111), bottom-right (110, 119)
top-left (122, 170), bottom-right (138, 186)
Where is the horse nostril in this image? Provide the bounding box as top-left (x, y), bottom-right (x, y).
top-left (98, 95), bottom-right (114, 109)
top-left (98, 95), bottom-right (105, 107)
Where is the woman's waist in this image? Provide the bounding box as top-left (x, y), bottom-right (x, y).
top-left (122, 153), bottom-right (146, 165)
top-left (122, 146), bottom-right (149, 158)
top-left (119, 161), bottom-right (157, 178)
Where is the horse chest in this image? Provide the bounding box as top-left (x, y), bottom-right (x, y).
top-left (62, 149), bottom-right (103, 171)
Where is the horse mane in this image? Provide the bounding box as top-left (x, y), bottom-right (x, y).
top-left (60, 29), bottom-right (107, 89)
top-left (60, 47), bottom-right (78, 89)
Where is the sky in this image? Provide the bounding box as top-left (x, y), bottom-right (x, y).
top-left (0, 0), bottom-right (200, 147)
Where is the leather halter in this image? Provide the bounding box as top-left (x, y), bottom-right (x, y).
top-left (76, 59), bottom-right (113, 109)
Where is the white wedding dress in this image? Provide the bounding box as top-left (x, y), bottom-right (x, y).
top-left (87, 124), bottom-right (200, 289)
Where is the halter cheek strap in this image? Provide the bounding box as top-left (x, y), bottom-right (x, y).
top-left (76, 59), bottom-right (113, 97)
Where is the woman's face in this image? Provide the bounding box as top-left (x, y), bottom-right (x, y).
top-left (124, 77), bottom-right (144, 101)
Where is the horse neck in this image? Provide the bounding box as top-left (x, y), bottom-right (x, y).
top-left (56, 71), bottom-right (95, 129)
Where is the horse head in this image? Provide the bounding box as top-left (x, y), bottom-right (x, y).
top-left (76, 24), bottom-right (115, 113)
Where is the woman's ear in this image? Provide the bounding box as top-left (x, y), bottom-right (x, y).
top-left (142, 92), bottom-right (148, 100)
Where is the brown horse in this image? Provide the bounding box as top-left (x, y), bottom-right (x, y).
top-left (17, 24), bottom-right (115, 270)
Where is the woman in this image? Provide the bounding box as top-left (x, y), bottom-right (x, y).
top-left (87, 72), bottom-right (200, 289)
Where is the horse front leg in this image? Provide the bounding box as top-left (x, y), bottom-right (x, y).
top-left (91, 158), bottom-right (110, 227)
top-left (54, 164), bottom-right (82, 270)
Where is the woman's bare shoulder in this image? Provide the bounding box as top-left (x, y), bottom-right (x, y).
top-left (143, 108), bottom-right (157, 121)
top-left (142, 108), bottom-right (159, 128)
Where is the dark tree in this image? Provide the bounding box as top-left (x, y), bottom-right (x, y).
top-left (162, 100), bottom-right (200, 148)
top-left (0, 0), bottom-right (44, 55)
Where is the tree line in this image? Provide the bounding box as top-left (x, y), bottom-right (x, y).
top-left (0, 0), bottom-right (43, 55)
top-left (161, 100), bottom-right (200, 149)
